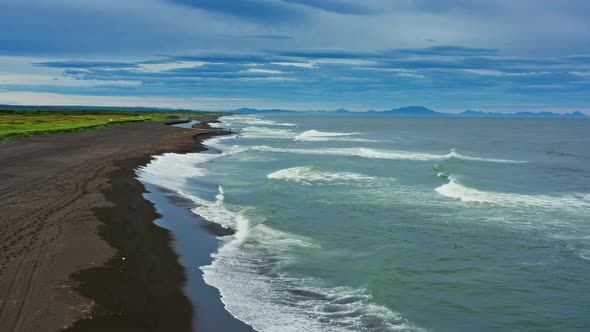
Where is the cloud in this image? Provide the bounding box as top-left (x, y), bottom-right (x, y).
top-left (396, 73), bottom-right (425, 78)
top-left (245, 34), bottom-right (294, 40)
top-left (168, 53), bottom-right (272, 63)
top-left (0, 74), bottom-right (141, 87)
top-left (34, 61), bottom-right (137, 69)
top-left (1, 1), bottom-right (590, 112)
top-left (0, 91), bottom-right (253, 109)
top-left (164, 0), bottom-right (303, 22)
top-left (243, 68), bottom-right (284, 74)
top-left (137, 61), bottom-right (209, 72)
top-left (395, 45), bottom-right (498, 57)
top-left (283, 0), bottom-right (375, 15)
top-left (272, 62), bottom-right (316, 68)
top-left (569, 71), bottom-right (590, 77)
top-left (17, 46), bottom-right (590, 113)
top-left (462, 69), bottom-right (550, 76)
top-left (273, 49), bottom-right (377, 59)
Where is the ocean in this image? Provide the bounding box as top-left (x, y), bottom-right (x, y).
top-left (137, 115), bottom-right (590, 332)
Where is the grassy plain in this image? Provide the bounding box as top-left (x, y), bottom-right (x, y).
top-left (0, 110), bottom-right (214, 139)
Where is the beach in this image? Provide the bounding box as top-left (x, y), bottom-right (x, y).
top-left (0, 117), bottom-right (228, 331)
top-left (2, 113), bottom-right (590, 332)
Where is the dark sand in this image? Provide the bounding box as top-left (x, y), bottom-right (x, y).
top-left (0, 117), bottom-right (238, 331)
top-left (143, 184), bottom-right (254, 332)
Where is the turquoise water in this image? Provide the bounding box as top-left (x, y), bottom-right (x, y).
top-left (139, 115), bottom-right (590, 331)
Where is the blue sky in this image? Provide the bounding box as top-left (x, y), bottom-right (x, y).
top-left (1, 0), bottom-right (589, 113)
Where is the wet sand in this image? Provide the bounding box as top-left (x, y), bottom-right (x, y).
top-left (143, 184), bottom-right (254, 332)
top-left (0, 117), bottom-right (234, 331)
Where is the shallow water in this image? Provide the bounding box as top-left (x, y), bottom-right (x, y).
top-left (138, 115), bottom-right (590, 331)
top-left (172, 120), bottom-right (200, 129)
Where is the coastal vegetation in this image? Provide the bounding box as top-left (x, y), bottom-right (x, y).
top-left (0, 110), bottom-right (215, 139)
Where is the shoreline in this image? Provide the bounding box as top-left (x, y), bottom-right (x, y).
top-left (141, 183), bottom-right (255, 332)
top-left (0, 116), bottom-right (233, 331)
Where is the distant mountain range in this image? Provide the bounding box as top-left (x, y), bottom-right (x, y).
top-left (229, 106), bottom-right (588, 118)
top-left (0, 104), bottom-right (587, 118)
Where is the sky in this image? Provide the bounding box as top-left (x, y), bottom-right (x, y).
top-left (1, 0), bottom-right (590, 113)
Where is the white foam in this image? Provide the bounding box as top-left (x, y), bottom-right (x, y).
top-left (136, 152), bottom-right (215, 189)
top-left (267, 166), bottom-right (376, 185)
top-left (215, 185), bottom-right (225, 204)
top-left (576, 249), bottom-right (590, 261)
top-left (241, 126), bottom-right (296, 139)
top-left (446, 148), bottom-right (525, 163)
top-left (436, 176), bottom-right (590, 209)
top-left (201, 210), bottom-right (422, 332)
top-left (294, 129), bottom-right (383, 143)
top-left (294, 130), bottom-right (366, 142)
top-left (252, 146), bottom-right (446, 161)
top-left (251, 146), bottom-right (525, 164)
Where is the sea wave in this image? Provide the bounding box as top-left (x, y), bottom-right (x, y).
top-left (435, 175), bottom-right (589, 209)
top-left (138, 149), bottom-right (420, 331)
top-left (217, 115), bottom-right (296, 127)
top-left (293, 130), bottom-right (379, 142)
top-left (199, 197), bottom-right (422, 332)
top-left (136, 152), bottom-right (214, 188)
top-left (252, 146), bottom-right (446, 161)
top-left (446, 148), bottom-right (525, 163)
top-left (575, 249), bottom-right (590, 261)
top-left (547, 150), bottom-right (590, 159)
top-left (251, 146), bottom-right (522, 163)
top-left (267, 166), bottom-right (375, 185)
top-left (241, 126), bottom-right (296, 139)
top-left (136, 135), bottom-right (242, 189)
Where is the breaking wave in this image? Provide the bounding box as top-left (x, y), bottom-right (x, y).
top-left (446, 148), bottom-right (525, 163)
top-left (137, 136), bottom-right (421, 332)
top-left (251, 146), bottom-right (523, 163)
top-left (199, 197), bottom-right (422, 332)
top-left (267, 166), bottom-right (376, 185)
top-left (241, 126), bottom-right (296, 139)
top-left (435, 175), bottom-right (589, 209)
top-left (547, 150), bottom-right (590, 159)
top-left (293, 130), bottom-right (379, 142)
top-left (253, 146), bottom-right (446, 161)
top-left (215, 115), bottom-right (296, 127)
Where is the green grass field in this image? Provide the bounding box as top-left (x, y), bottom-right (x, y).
top-left (0, 110), bottom-right (216, 139)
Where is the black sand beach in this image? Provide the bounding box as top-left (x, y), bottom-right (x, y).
top-left (0, 117), bottom-right (248, 331)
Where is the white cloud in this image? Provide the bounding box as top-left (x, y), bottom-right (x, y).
top-left (0, 91), bottom-right (253, 109)
top-left (271, 61), bottom-right (316, 68)
top-left (397, 73), bottom-right (425, 78)
top-left (313, 59), bottom-right (378, 66)
top-left (463, 69), bottom-right (549, 76)
top-left (243, 68), bottom-right (284, 74)
top-left (138, 61), bottom-right (209, 72)
top-left (353, 67), bottom-right (414, 72)
top-left (569, 71), bottom-right (590, 77)
top-left (0, 74), bottom-right (141, 87)
top-left (238, 77), bottom-right (296, 81)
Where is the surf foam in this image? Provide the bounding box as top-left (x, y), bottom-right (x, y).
top-left (436, 176), bottom-right (590, 209)
top-left (294, 130), bottom-right (383, 142)
top-left (446, 148), bottom-right (525, 163)
top-left (217, 115), bottom-right (296, 127)
top-left (241, 126), bottom-right (296, 139)
top-left (136, 152), bottom-right (215, 189)
top-left (267, 166), bottom-right (375, 185)
top-left (251, 146), bottom-right (524, 163)
top-left (200, 208), bottom-right (422, 332)
top-left (252, 146), bottom-right (447, 161)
